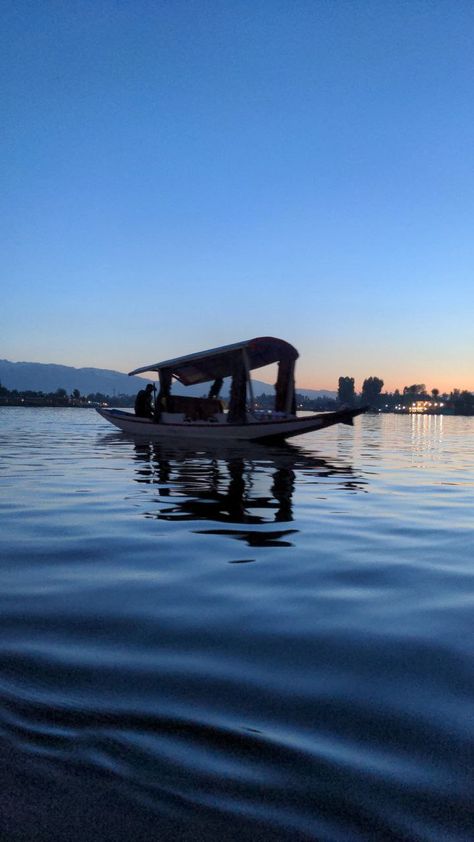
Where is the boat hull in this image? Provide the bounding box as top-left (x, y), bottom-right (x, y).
top-left (96, 407), bottom-right (366, 442)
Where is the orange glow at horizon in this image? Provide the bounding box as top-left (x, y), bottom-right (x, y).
top-left (295, 366), bottom-right (474, 396)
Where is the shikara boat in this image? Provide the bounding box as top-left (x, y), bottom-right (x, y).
top-left (96, 337), bottom-right (366, 443)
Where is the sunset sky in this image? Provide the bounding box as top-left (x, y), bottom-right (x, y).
top-left (2, 1), bottom-right (473, 393)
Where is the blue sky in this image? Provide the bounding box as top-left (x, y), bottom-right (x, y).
top-left (2, 0), bottom-right (473, 391)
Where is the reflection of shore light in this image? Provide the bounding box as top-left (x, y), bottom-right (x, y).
top-left (411, 412), bottom-right (444, 463)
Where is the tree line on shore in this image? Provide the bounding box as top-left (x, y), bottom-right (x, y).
top-left (1, 378), bottom-right (474, 415)
top-left (0, 385), bottom-right (133, 408)
top-left (335, 376), bottom-right (474, 414)
top-left (257, 376), bottom-right (474, 415)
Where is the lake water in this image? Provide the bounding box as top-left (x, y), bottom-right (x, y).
top-left (0, 408), bottom-right (472, 841)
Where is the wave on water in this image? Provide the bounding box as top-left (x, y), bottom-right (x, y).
top-left (0, 409), bottom-right (473, 840)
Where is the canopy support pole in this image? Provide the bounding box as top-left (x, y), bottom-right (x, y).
top-left (242, 349), bottom-right (255, 410)
top-left (284, 358), bottom-right (296, 414)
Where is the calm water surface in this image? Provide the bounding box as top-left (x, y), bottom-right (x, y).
top-left (0, 408), bottom-right (473, 841)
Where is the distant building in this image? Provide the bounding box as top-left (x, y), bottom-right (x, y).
top-left (394, 400), bottom-right (451, 414)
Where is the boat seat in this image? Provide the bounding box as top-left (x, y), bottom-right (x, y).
top-left (164, 395), bottom-right (224, 421)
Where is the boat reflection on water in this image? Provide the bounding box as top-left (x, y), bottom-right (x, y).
top-left (130, 440), bottom-right (366, 550)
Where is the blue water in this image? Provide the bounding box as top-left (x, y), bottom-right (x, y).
top-left (0, 408), bottom-right (472, 841)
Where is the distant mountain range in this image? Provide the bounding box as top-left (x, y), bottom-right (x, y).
top-left (0, 359), bottom-right (336, 399)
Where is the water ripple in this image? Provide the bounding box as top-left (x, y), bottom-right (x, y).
top-left (0, 409), bottom-right (473, 840)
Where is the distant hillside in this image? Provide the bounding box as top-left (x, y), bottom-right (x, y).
top-left (0, 359), bottom-right (335, 399)
top-left (0, 360), bottom-right (151, 396)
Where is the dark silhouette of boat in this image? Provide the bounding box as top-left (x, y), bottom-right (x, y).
top-left (97, 337), bottom-right (366, 442)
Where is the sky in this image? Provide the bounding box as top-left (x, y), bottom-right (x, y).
top-left (2, 0), bottom-right (474, 393)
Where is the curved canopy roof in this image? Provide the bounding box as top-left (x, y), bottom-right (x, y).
top-left (129, 336), bottom-right (298, 386)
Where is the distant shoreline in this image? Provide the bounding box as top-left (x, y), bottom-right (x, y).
top-left (1, 403), bottom-right (472, 416)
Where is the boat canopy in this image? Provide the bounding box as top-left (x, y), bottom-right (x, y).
top-left (128, 337), bottom-right (299, 386)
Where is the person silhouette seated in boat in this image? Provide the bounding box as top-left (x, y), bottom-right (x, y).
top-left (134, 383), bottom-right (154, 418)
